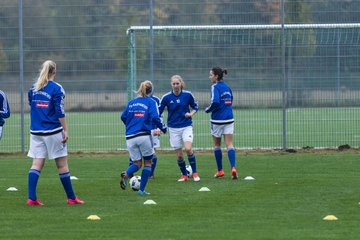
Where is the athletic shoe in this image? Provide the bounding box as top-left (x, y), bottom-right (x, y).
top-left (177, 175), bottom-right (189, 182)
top-left (27, 199), bottom-right (44, 206)
top-left (231, 167), bottom-right (238, 180)
top-left (120, 171), bottom-right (127, 190)
top-left (67, 197), bottom-right (85, 205)
top-left (214, 170), bottom-right (225, 178)
top-left (192, 173), bottom-right (200, 182)
top-left (138, 190), bottom-right (151, 196)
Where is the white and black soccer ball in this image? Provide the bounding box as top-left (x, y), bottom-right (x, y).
top-left (186, 165), bottom-right (193, 177)
top-left (129, 175), bottom-right (141, 191)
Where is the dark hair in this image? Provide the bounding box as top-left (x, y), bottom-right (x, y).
top-left (211, 67), bottom-right (227, 81)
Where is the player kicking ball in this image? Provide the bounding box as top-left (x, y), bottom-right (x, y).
top-left (120, 80), bottom-right (166, 196)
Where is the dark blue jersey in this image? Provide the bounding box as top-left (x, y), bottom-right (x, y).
top-left (150, 95), bottom-right (160, 106)
top-left (150, 95), bottom-right (163, 129)
top-left (205, 81), bottom-right (234, 124)
top-left (0, 90), bottom-right (10, 126)
top-left (28, 81), bottom-right (65, 134)
top-left (159, 90), bottom-right (198, 128)
top-left (121, 96), bottom-right (166, 138)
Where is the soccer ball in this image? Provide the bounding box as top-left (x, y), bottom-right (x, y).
top-left (186, 165), bottom-right (193, 177)
top-left (129, 175), bottom-right (141, 191)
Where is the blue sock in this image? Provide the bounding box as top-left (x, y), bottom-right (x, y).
top-left (214, 147), bottom-right (223, 170)
top-left (139, 166), bottom-right (151, 192)
top-left (188, 154), bottom-right (197, 173)
top-left (28, 169), bottom-right (41, 201)
top-left (59, 172), bottom-right (76, 200)
top-left (150, 154), bottom-right (157, 176)
top-left (228, 148), bottom-right (236, 168)
top-left (177, 159), bottom-right (187, 176)
top-left (126, 163), bottom-right (140, 177)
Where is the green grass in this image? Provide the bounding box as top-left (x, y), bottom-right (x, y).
top-left (0, 151), bottom-right (359, 239)
top-left (2, 107), bottom-right (360, 152)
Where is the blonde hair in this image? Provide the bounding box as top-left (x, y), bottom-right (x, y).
top-left (171, 75), bottom-right (185, 90)
top-left (136, 80), bottom-right (153, 97)
top-left (35, 60), bottom-right (56, 91)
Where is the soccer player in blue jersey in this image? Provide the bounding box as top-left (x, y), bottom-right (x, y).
top-left (159, 75), bottom-right (200, 182)
top-left (205, 67), bottom-right (238, 179)
top-left (27, 60), bottom-right (85, 205)
top-left (127, 91), bottom-right (162, 179)
top-left (0, 90), bottom-right (10, 140)
top-left (120, 80), bottom-right (167, 196)
top-left (149, 93), bottom-right (162, 179)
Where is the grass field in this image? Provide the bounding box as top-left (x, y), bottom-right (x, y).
top-left (0, 151), bottom-right (359, 239)
top-left (1, 107), bottom-right (360, 152)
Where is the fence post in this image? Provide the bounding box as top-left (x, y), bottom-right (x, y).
top-left (281, 0), bottom-right (287, 149)
top-left (287, 31), bottom-right (293, 108)
top-left (18, 0), bottom-right (25, 153)
top-left (336, 30), bottom-right (341, 106)
top-left (149, 0), bottom-right (154, 83)
top-left (127, 29), bottom-right (136, 101)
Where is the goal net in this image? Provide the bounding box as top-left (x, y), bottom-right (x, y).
top-left (127, 24), bottom-right (360, 148)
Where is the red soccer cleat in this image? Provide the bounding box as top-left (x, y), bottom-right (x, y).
top-left (214, 169), bottom-right (225, 178)
top-left (27, 199), bottom-right (44, 206)
top-left (231, 167), bottom-right (238, 180)
top-left (192, 173), bottom-right (201, 182)
top-left (177, 175), bottom-right (189, 182)
top-left (67, 197), bottom-right (85, 205)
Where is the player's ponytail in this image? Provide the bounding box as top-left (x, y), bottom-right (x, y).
top-left (137, 80), bottom-right (153, 97)
top-left (35, 60), bottom-right (56, 91)
top-left (211, 67), bottom-right (227, 81)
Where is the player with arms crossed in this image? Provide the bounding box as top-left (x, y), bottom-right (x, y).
top-left (120, 80), bottom-right (167, 196)
top-left (159, 75), bottom-right (200, 182)
top-left (27, 60), bottom-right (85, 205)
top-left (205, 67), bottom-right (238, 180)
top-left (0, 90), bottom-right (10, 140)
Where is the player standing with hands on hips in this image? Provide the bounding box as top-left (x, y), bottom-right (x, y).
top-left (159, 75), bottom-right (200, 182)
top-left (205, 67), bottom-right (238, 180)
top-left (120, 80), bottom-right (167, 196)
top-left (27, 60), bottom-right (85, 205)
top-left (0, 90), bottom-right (10, 140)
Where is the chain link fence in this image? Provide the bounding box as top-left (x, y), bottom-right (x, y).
top-left (1, 0), bottom-right (360, 152)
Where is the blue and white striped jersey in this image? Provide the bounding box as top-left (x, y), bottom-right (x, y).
top-left (159, 90), bottom-right (198, 128)
top-left (28, 81), bottom-right (65, 134)
top-left (0, 90), bottom-right (10, 126)
top-left (121, 96), bottom-right (166, 138)
top-left (205, 81), bottom-right (234, 124)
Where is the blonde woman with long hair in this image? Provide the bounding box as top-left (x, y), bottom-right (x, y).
top-left (27, 60), bottom-right (84, 205)
top-left (120, 80), bottom-right (167, 196)
top-left (159, 75), bottom-right (200, 182)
